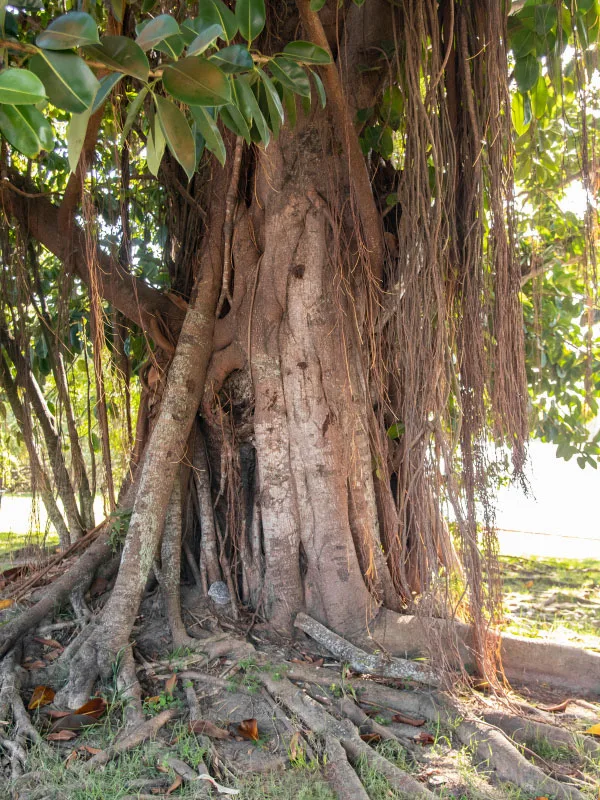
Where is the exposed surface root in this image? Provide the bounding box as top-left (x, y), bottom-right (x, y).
top-left (84, 708), bottom-right (179, 770)
top-left (484, 710), bottom-right (600, 759)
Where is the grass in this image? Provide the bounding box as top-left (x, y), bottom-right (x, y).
top-left (499, 555), bottom-right (600, 650)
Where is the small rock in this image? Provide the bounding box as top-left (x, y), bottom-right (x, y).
top-left (208, 581), bottom-right (230, 605)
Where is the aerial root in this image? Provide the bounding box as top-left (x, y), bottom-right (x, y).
top-left (84, 708), bottom-right (179, 770)
top-left (259, 671), bottom-right (434, 799)
top-left (323, 735), bottom-right (370, 800)
top-left (0, 648), bottom-right (50, 781)
top-left (484, 710), bottom-right (600, 759)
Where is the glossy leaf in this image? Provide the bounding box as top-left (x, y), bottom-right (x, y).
top-left (36, 12), bottom-right (99, 50)
top-left (146, 113), bottom-right (166, 176)
top-left (29, 51), bottom-right (100, 114)
top-left (515, 54), bottom-right (540, 94)
top-left (309, 0), bottom-right (327, 10)
top-left (190, 105), bottom-right (226, 165)
top-left (67, 106), bottom-right (91, 173)
top-left (283, 41), bottom-right (331, 65)
top-left (269, 57), bottom-right (311, 98)
top-left (91, 73), bottom-right (123, 114)
top-left (188, 23), bottom-right (224, 56)
top-left (120, 86), bottom-right (148, 145)
top-left (309, 69), bottom-right (326, 108)
top-left (0, 103), bottom-right (54, 157)
top-left (155, 94), bottom-right (196, 181)
top-left (237, 718), bottom-right (259, 741)
top-left (257, 68), bottom-right (284, 136)
top-left (195, 0), bottom-right (238, 43)
top-left (235, 76), bottom-right (269, 145)
top-left (162, 57), bottom-right (231, 106)
top-left (235, 0), bottom-right (266, 43)
top-left (0, 68), bottom-right (46, 105)
top-left (135, 15), bottom-right (180, 52)
top-left (220, 103), bottom-right (252, 142)
top-left (155, 33), bottom-right (186, 60)
top-left (210, 44), bottom-right (253, 74)
top-left (84, 36), bottom-right (150, 82)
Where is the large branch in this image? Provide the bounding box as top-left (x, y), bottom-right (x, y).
top-left (1, 179), bottom-right (184, 336)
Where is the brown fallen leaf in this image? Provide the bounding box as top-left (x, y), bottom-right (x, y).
top-left (312, 658), bottom-right (324, 668)
top-left (534, 796), bottom-right (549, 800)
top-left (414, 731), bottom-right (435, 745)
top-left (48, 730), bottom-right (78, 741)
top-left (47, 709), bottom-right (72, 719)
top-left (23, 660), bottom-right (46, 671)
top-left (289, 731), bottom-right (302, 761)
top-left (89, 576), bottom-right (108, 597)
top-left (538, 699), bottom-right (572, 713)
top-left (188, 719), bottom-right (231, 739)
top-left (146, 695), bottom-right (161, 704)
top-left (525, 580), bottom-right (534, 589)
top-left (167, 775), bottom-right (183, 795)
top-left (28, 685), bottom-right (56, 710)
top-left (33, 636), bottom-right (64, 651)
top-left (64, 749), bottom-right (79, 766)
top-left (360, 733), bottom-right (381, 743)
top-left (74, 697), bottom-right (106, 719)
top-left (81, 745), bottom-right (103, 755)
top-left (165, 673), bottom-right (177, 697)
top-left (392, 713), bottom-right (425, 727)
top-left (238, 718), bottom-right (260, 742)
top-left (0, 599), bottom-right (15, 610)
top-left (50, 713), bottom-right (99, 732)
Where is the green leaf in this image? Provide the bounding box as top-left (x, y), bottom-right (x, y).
top-left (155, 94), bottom-right (196, 181)
top-left (281, 85), bottom-right (296, 128)
top-left (163, 57), bottom-right (231, 106)
top-left (386, 422), bottom-right (405, 440)
top-left (309, 0), bottom-right (327, 10)
top-left (189, 105), bottom-right (225, 165)
top-left (531, 74), bottom-right (549, 119)
top-left (84, 36), bottom-right (150, 82)
top-left (91, 73), bottom-right (122, 113)
top-left (120, 86), bottom-right (148, 145)
top-left (210, 44), bottom-right (253, 73)
top-left (195, 0), bottom-right (238, 43)
top-left (146, 113), bottom-right (165, 176)
top-left (234, 75), bottom-right (269, 145)
top-left (67, 106), bottom-right (91, 173)
top-left (510, 26), bottom-right (538, 59)
top-left (269, 57), bottom-right (311, 98)
top-left (111, 0), bottom-right (125, 23)
top-left (511, 89), bottom-right (530, 136)
top-left (188, 23), bottom-right (223, 56)
top-left (36, 12), bottom-right (99, 50)
top-left (135, 15), bottom-right (180, 51)
top-left (235, 0), bottom-right (266, 43)
top-left (0, 102), bottom-right (53, 157)
top-left (0, 68), bottom-right (46, 105)
top-left (257, 68), bottom-right (284, 136)
top-left (282, 41), bottom-right (331, 65)
top-left (515, 54), bottom-right (540, 93)
top-left (142, 0), bottom-right (158, 12)
top-left (155, 33), bottom-right (186, 60)
top-left (220, 103), bottom-right (251, 142)
top-left (29, 51), bottom-right (100, 114)
top-left (534, 4), bottom-right (557, 36)
top-left (309, 69), bottom-right (326, 108)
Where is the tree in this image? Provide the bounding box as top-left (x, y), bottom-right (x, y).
top-left (0, 0), bottom-right (598, 789)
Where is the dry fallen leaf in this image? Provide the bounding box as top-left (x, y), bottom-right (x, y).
top-left (28, 685), bottom-right (56, 710)
top-left (289, 731), bottom-right (302, 761)
top-left (539, 700), bottom-right (572, 713)
top-left (238, 718), bottom-right (259, 742)
top-left (0, 599), bottom-right (15, 610)
top-left (165, 673), bottom-right (177, 697)
top-left (360, 733), bottom-right (382, 743)
top-left (198, 774), bottom-right (240, 795)
top-left (81, 745), bottom-right (102, 755)
top-left (23, 660), bottom-right (46, 671)
top-left (414, 731), bottom-right (435, 745)
top-left (74, 697), bottom-right (106, 719)
top-left (50, 713), bottom-right (99, 732)
top-left (47, 730), bottom-right (77, 742)
top-left (64, 749), bottom-right (79, 767)
top-left (167, 775), bottom-right (183, 795)
top-left (392, 713), bottom-right (425, 727)
top-left (525, 580), bottom-right (534, 589)
top-left (584, 723), bottom-right (600, 737)
top-left (33, 636), bottom-right (64, 651)
top-left (188, 719), bottom-right (231, 739)
top-left (47, 709), bottom-right (72, 719)
top-left (534, 796), bottom-right (549, 800)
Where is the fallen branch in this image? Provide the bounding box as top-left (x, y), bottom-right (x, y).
top-left (84, 708), bottom-right (178, 769)
top-left (294, 613), bottom-right (439, 686)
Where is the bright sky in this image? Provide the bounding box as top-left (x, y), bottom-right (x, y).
top-left (495, 439), bottom-right (600, 559)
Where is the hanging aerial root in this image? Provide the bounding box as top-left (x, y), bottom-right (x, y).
top-left (294, 612), bottom-right (439, 686)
